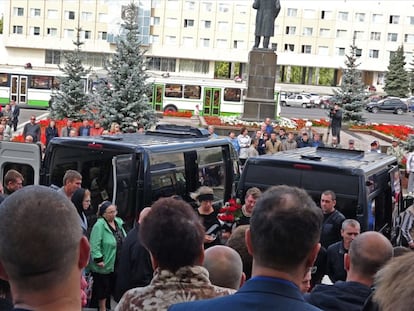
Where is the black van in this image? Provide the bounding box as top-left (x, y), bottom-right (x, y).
top-left (0, 125), bottom-right (239, 227)
top-left (237, 147), bottom-right (402, 233)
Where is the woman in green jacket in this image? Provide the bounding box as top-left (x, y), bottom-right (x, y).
top-left (89, 201), bottom-right (126, 311)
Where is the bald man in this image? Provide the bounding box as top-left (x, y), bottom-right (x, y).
top-left (203, 245), bottom-right (245, 290)
top-left (306, 231), bottom-right (393, 311)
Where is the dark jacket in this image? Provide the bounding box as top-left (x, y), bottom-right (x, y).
top-left (114, 222), bottom-right (153, 302)
top-left (326, 241), bottom-right (347, 283)
top-left (320, 210), bottom-right (345, 249)
top-left (330, 109), bottom-right (343, 130)
top-left (45, 125), bottom-right (59, 146)
top-left (305, 281), bottom-right (372, 311)
top-left (79, 125), bottom-right (91, 136)
top-left (253, 0), bottom-right (281, 37)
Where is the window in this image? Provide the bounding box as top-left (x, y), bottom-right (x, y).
top-left (84, 30), bottom-right (92, 39)
top-left (303, 27), bottom-right (313, 36)
top-left (185, 1), bottom-right (195, 10)
top-left (336, 29), bottom-right (347, 38)
top-left (284, 44), bottom-right (294, 52)
top-left (13, 7), bottom-right (24, 16)
top-left (216, 39), bottom-right (227, 49)
top-left (218, 3), bottom-right (229, 13)
top-left (182, 37), bottom-right (193, 47)
top-left (165, 84), bottom-right (183, 98)
top-left (184, 85), bottom-right (201, 99)
top-left (153, 17), bottom-right (160, 25)
top-left (166, 18), bottom-right (177, 27)
top-left (355, 13), bottom-right (365, 22)
top-left (202, 2), bottom-right (212, 12)
top-left (0, 73), bottom-right (9, 87)
top-left (407, 16), bottom-right (414, 25)
top-left (336, 47), bottom-right (345, 56)
top-left (301, 45), bottom-right (311, 54)
top-left (387, 33), bottom-right (398, 42)
top-left (81, 12), bottom-right (93, 21)
top-left (47, 28), bottom-right (57, 37)
top-left (30, 26), bottom-right (40, 36)
top-left (319, 28), bottom-right (330, 37)
top-left (45, 50), bottom-right (61, 64)
top-left (166, 36), bottom-right (177, 45)
top-left (354, 31), bottom-right (364, 40)
top-left (65, 11), bottom-right (75, 20)
top-left (338, 11), bottom-right (348, 21)
top-left (64, 29), bottom-right (74, 38)
top-left (287, 8), bottom-right (297, 17)
top-left (355, 49), bottom-right (362, 57)
top-left (30, 76), bottom-right (53, 89)
top-left (234, 23), bottom-right (246, 32)
top-left (218, 21), bottom-right (228, 32)
top-left (224, 88), bottom-right (242, 102)
top-left (98, 31), bottom-right (107, 40)
top-left (98, 13), bottom-right (108, 22)
top-left (197, 147), bottom-right (225, 199)
top-left (184, 19), bottom-right (194, 27)
top-left (48, 9), bottom-right (58, 19)
top-left (12, 25), bottom-right (23, 34)
top-left (321, 10), bottom-right (332, 20)
top-left (30, 8), bottom-right (41, 17)
top-left (235, 4), bottom-right (247, 15)
top-left (200, 38), bottom-right (210, 47)
top-left (405, 34), bottom-right (414, 43)
top-left (147, 57), bottom-right (176, 72)
top-left (318, 46), bottom-right (329, 56)
top-left (151, 35), bottom-right (159, 44)
top-left (369, 50), bottom-right (379, 58)
top-left (303, 9), bottom-right (315, 19)
top-left (389, 15), bottom-right (400, 24)
top-left (233, 40), bottom-right (245, 49)
top-left (203, 20), bottom-right (211, 28)
top-left (179, 60), bottom-right (209, 74)
top-left (372, 14), bottom-right (383, 23)
top-left (271, 43), bottom-right (277, 50)
top-left (286, 26), bottom-right (296, 35)
top-left (370, 32), bottom-right (381, 41)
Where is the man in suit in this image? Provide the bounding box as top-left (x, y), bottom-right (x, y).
top-left (10, 99), bottom-right (19, 131)
top-left (169, 185), bottom-right (323, 311)
top-left (61, 119), bottom-right (75, 137)
top-left (78, 119), bottom-right (91, 136)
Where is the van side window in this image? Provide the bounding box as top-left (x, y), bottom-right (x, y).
top-left (197, 147), bottom-right (226, 201)
top-left (150, 153), bottom-right (187, 201)
top-left (3, 163), bottom-right (35, 186)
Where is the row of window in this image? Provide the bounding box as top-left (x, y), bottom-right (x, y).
top-left (13, 7), bottom-right (108, 22)
top-left (146, 57), bottom-right (209, 74)
top-left (12, 25), bottom-right (107, 40)
top-left (45, 50), bottom-right (110, 67)
top-left (152, 0), bottom-right (248, 14)
top-left (151, 35), bottom-right (247, 49)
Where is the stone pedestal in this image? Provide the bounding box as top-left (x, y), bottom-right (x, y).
top-left (243, 49), bottom-right (277, 120)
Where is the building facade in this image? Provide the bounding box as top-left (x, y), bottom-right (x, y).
top-left (3, 0), bottom-right (414, 91)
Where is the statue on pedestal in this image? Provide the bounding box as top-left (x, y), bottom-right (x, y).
top-left (253, 0), bottom-right (281, 49)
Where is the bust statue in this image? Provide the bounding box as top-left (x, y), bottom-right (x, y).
top-left (253, 0), bottom-right (281, 49)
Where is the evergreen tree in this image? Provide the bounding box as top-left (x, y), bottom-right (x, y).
top-left (385, 45), bottom-right (409, 97)
top-left (95, 2), bottom-right (156, 132)
top-left (50, 28), bottom-right (91, 121)
top-left (333, 44), bottom-right (366, 123)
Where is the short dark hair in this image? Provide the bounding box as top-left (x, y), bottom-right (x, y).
top-left (321, 190), bottom-right (336, 201)
top-left (139, 197), bottom-right (204, 273)
top-left (250, 185), bottom-right (323, 271)
top-left (4, 169), bottom-right (24, 185)
top-left (0, 186), bottom-right (82, 290)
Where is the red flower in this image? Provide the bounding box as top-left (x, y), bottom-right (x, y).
top-left (218, 198), bottom-right (242, 223)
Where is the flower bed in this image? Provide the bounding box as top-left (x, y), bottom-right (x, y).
top-left (163, 110), bottom-right (193, 118)
top-left (350, 124), bottom-right (414, 141)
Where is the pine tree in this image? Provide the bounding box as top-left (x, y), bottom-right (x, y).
top-left (385, 45), bottom-right (409, 97)
top-left (95, 2), bottom-right (156, 132)
top-left (333, 44), bottom-right (366, 123)
top-left (50, 28), bottom-right (91, 121)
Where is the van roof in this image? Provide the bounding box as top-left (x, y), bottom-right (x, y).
top-left (247, 147), bottom-right (397, 174)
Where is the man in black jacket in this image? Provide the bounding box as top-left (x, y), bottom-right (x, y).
top-left (320, 190), bottom-right (345, 249)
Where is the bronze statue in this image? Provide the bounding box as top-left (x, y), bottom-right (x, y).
top-left (253, 0), bottom-right (281, 49)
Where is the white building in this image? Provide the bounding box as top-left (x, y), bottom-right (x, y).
top-left (3, 0), bottom-right (414, 90)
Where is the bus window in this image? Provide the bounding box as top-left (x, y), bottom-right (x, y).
top-left (0, 73), bottom-right (8, 87)
top-left (184, 85), bottom-right (201, 99)
top-left (30, 75), bottom-right (53, 89)
top-left (52, 77), bottom-right (61, 89)
top-left (165, 84), bottom-right (183, 98)
top-left (224, 87), bottom-right (241, 102)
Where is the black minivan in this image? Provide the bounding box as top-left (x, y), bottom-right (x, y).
top-left (237, 147), bottom-right (401, 233)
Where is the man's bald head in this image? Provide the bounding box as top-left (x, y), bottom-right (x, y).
top-left (348, 231), bottom-right (393, 278)
top-left (203, 245), bottom-right (244, 290)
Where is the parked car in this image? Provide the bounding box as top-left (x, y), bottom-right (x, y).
top-left (280, 94), bottom-right (313, 108)
top-left (317, 95), bottom-right (335, 109)
top-left (365, 98), bottom-right (407, 114)
top-left (402, 96), bottom-right (414, 112)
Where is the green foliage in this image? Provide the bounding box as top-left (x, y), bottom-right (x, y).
top-left (385, 45), bottom-right (409, 98)
top-left (50, 28), bottom-right (91, 121)
top-left (333, 44), bottom-right (366, 123)
top-left (94, 2), bottom-right (156, 132)
top-left (215, 62), bottom-right (229, 78)
top-left (318, 68), bottom-right (334, 86)
top-left (0, 17), bottom-right (3, 34)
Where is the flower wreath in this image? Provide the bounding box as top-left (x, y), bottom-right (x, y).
top-left (218, 198), bottom-right (242, 223)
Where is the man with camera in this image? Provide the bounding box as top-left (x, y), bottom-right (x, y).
top-left (329, 104), bottom-right (343, 144)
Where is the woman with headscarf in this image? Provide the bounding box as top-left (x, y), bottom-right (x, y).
top-left (191, 186), bottom-right (222, 249)
top-left (89, 201), bottom-right (126, 311)
top-left (71, 188), bottom-right (91, 236)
